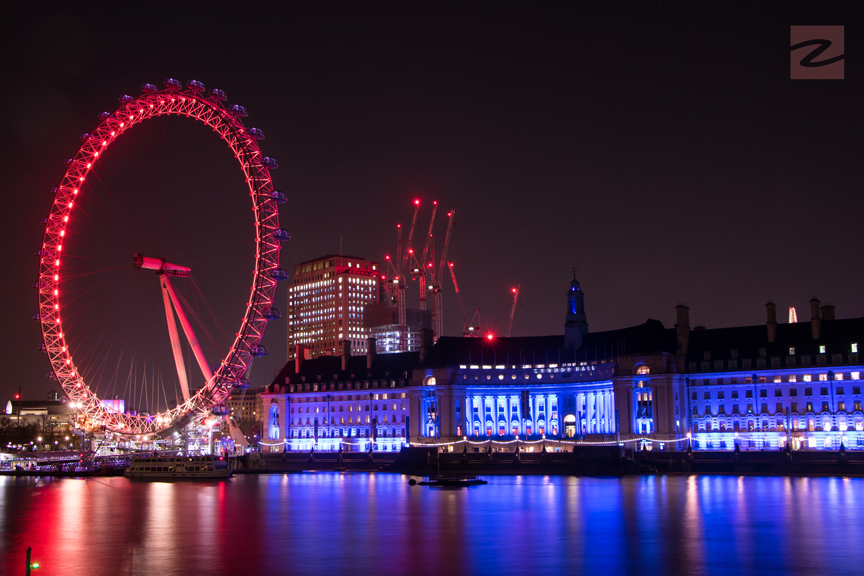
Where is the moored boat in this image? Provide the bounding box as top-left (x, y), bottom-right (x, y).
top-left (125, 455), bottom-right (233, 479)
top-left (411, 475), bottom-right (487, 487)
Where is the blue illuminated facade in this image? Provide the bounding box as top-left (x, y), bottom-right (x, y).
top-left (264, 278), bottom-right (864, 452)
top-left (683, 300), bottom-right (864, 450)
top-left (259, 343), bottom-right (415, 452)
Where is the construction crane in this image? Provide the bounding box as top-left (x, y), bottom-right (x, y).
top-left (382, 200), bottom-right (422, 352)
top-left (415, 201), bottom-right (438, 312)
top-left (505, 284), bottom-right (520, 337)
top-left (448, 262), bottom-right (480, 337)
top-left (429, 210), bottom-right (455, 341)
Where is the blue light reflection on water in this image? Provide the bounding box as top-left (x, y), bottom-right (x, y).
top-left (1, 474), bottom-right (863, 576)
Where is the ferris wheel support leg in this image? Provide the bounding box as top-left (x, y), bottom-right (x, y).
top-left (161, 275), bottom-right (191, 402)
top-left (162, 275), bottom-right (215, 386)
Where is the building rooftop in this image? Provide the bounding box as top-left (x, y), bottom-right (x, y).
top-left (421, 319), bottom-right (676, 367)
top-left (296, 254), bottom-right (367, 266)
top-left (268, 351), bottom-right (421, 390)
top-left (685, 317), bottom-right (864, 364)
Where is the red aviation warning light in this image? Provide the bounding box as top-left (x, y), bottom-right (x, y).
top-left (486, 333), bottom-right (495, 341)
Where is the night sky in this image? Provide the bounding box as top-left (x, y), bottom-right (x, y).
top-left (0, 2), bottom-right (859, 405)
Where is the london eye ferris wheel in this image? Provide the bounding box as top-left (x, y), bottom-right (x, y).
top-left (35, 79), bottom-right (290, 438)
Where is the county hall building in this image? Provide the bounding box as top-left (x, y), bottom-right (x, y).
top-left (260, 275), bottom-right (864, 451)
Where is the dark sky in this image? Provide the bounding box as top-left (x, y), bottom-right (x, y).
top-left (0, 1), bottom-right (859, 405)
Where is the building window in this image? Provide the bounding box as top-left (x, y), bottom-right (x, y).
top-left (790, 388), bottom-right (797, 396)
top-left (855, 401), bottom-right (862, 411)
top-left (803, 375), bottom-right (812, 382)
top-left (852, 343), bottom-right (859, 353)
top-left (789, 347), bottom-right (796, 355)
top-left (819, 345), bottom-right (826, 354)
top-left (718, 391), bottom-right (725, 399)
top-left (791, 402), bottom-right (798, 413)
top-left (731, 391), bottom-right (739, 399)
top-left (704, 392), bottom-right (711, 400)
top-left (853, 373), bottom-right (861, 381)
top-left (822, 402), bottom-right (829, 413)
top-left (691, 392), bottom-right (697, 400)
top-left (806, 402), bottom-right (813, 412)
top-left (839, 401), bottom-right (846, 411)
top-left (805, 388), bottom-right (812, 396)
top-left (775, 389), bottom-right (782, 397)
top-left (636, 365), bottom-right (650, 375)
top-left (745, 390), bottom-right (753, 398)
top-left (760, 390), bottom-right (767, 398)
top-left (820, 387), bottom-right (828, 396)
top-left (853, 386), bottom-right (861, 395)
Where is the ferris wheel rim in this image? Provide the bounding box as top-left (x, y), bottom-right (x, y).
top-left (36, 81), bottom-right (284, 437)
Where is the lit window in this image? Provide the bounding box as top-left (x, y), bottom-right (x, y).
top-left (853, 372), bottom-right (860, 380)
top-left (789, 347), bottom-right (795, 355)
top-left (803, 375), bottom-right (812, 382)
top-left (636, 365), bottom-right (650, 375)
top-left (819, 345), bottom-right (826, 354)
top-left (853, 343), bottom-right (859, 353)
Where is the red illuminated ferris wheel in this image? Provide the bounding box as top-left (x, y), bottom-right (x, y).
top-left (36, 79), bottom-right (290, 437)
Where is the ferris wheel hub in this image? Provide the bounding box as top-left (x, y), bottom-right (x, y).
top-left (133, 253), bottom-right (191, 277)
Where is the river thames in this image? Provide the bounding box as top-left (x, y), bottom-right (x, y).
top-left (2, 473), bottom-right (863, 575)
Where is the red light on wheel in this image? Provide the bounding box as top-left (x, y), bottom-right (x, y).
top-left (486, 334), bottom-right (494, 341)
top-left (414, 200), bottom-right (420, 205)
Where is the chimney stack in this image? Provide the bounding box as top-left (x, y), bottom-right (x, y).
top-left (821, 304), bottom-right (835, 321)
top-left (367, 338), bottom-right (377, 369)
top-left (419, 328), bottom-right (434, 363)
top-left (295, 344), bottom-right (306, 374)
top-left (810, 298), bottom-right (822, 340)
top-left (341, 340), bottom-right (351, 371)
top-left (675, 304), bottom-right (691, 356)
top-left (766, 302), bottom-right (777, 343)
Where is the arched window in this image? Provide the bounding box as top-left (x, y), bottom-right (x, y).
top-left (636, 365), bottom-right (650, 375)
top-left (268, 406), bottom-right (280, 440)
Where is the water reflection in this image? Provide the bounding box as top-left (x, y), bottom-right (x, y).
top-left (1, 474), bottom-right (863, 576)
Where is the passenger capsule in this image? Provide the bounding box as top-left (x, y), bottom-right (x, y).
top-left (229, 104), bottom-right (248, 117)
top-left (164, 78), bottom-right (182, 90)
top-left (98, 111), bottom-right (111, 120)
top-left (187, 79), bottom-right (205, 92)
top-left (211, 405), bottom-right (230, 416)
top-left (272, 229), bottom-right (291, 242)
top-left (248, 127), bottom-right (265, 140)
top-left (270, 269), bottom-right (289, 281)
top-left (251, 345), bottom-right (268, 358)
top-left (140, 83), bottom-right (158, 93)
top-left (210, 88), bottom-right (227, 101)
top-left (268, 190), bottom-right (287, 203)
top-left (260, 157), bottom-right (278, 169)
top-left (119, 94), bottom-right (134, 104)
top-left (262, 307), bottom-right (281, 320)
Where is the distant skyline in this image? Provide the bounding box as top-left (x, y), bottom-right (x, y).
top-left (0, 2), bottom-right (859, 402)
